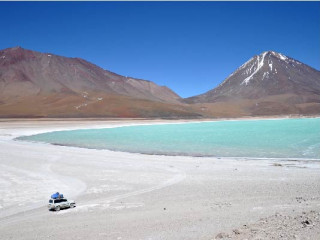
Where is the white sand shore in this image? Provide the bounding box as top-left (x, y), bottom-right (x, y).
top-left (0, 119), bottom-right (319, 240)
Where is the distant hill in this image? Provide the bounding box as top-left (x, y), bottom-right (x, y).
top-left (0, 47), bottom-right (199, 118)
top-left (186, 51), bottom-right (320, 116)
top-left (0, 47), bottom-right (319, 118)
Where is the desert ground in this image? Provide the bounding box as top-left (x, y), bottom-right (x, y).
top-left (0, 119), bottom-right (319, 240)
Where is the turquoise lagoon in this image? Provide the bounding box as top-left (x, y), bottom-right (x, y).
top-left (18, 118), bottom-right (320, 159)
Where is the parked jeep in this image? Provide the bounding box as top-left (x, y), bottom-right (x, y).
top-left (48, 198), bottom-right (76, 211)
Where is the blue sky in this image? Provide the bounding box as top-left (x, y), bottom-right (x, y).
top-left (0, 2), bottom-right (319, 98)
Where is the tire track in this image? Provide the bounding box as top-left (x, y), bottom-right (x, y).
top-left (102, 167), bottom-right (186, 204)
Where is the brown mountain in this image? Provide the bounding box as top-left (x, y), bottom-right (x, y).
top-left (186, 51), bottom-right (320, 116)
top-left (0, 47), bottom-right (199, 118)
top-left (0, 48), bottom-right (319, 118)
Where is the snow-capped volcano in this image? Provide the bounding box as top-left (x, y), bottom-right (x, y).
top-left (187, 51), bottom-right (320, 103)
top-left (235, 51), bottom-right (304, 86)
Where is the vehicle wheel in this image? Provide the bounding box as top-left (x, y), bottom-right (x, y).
top-left (55, 206), bottom-right (60, 211)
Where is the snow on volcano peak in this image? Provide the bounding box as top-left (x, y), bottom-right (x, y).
top-left (278, 53), bottom-right (288, 61)
top-left (268, 51), bottom-right (289, 62)
top-left (241, 52), bottom-right (267, 85)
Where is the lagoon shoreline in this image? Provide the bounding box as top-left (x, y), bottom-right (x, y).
top-left (0, 119), bottom-right (319, 240)
top-left (16, 118), bottom-right (320, 161)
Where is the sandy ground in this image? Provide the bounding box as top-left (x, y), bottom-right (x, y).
top-left (0, 119), bottom-right (319, 240)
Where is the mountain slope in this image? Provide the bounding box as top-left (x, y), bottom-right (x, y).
top-left (0, 47), bottom-right (180, 103)
top-left (0, 47), bottom-right (201, 118)
top-left (0, 48), bottom-right (319, 118)
top-left (186, 51), bottom-right (320, 115)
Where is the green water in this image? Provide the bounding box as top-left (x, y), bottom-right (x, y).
top-left (18, 118), bottom-right (320, 159)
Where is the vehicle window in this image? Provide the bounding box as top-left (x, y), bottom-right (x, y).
top-left (61, 199), bottom-right (67, 202)
top-left (49, 200), bottom-right (53, 203)
top-left (55, 199), bottom-right (61, 203)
